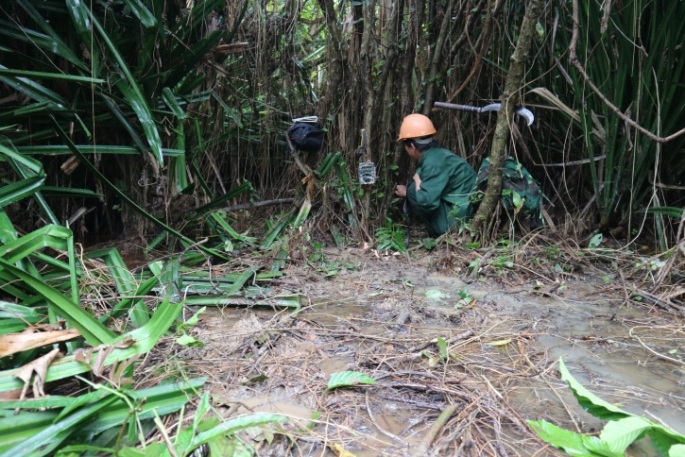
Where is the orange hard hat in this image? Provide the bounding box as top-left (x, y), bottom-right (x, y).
top-left (397, 113), bottom-right (437, 140)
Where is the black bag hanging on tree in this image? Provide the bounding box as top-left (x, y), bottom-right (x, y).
top-left (287, 116), bottom-right (323, 153)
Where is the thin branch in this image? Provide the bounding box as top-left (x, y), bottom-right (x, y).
top-left (222, 198), bottom-right (295, 212)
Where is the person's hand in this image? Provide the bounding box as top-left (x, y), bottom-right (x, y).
top-left (413, 173), bottom-right (422, 191)
top-left (395, 184), bottom-right (407, 198)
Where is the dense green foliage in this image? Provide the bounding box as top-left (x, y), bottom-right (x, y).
top-left (1, 0), bottom-right (684, 247)
top-left (0, 1), bottom-right (684, 452)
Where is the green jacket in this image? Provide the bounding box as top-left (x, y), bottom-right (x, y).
top-left (407, 146), bottom-right (477, 236)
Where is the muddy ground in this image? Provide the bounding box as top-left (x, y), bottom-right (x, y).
top-left (171, 245), bottom-right (685, 457)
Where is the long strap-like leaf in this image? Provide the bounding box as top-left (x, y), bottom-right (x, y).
top-left (0, 259), bottom-right (115, 346)
top-left (83, 8), bottom-right (163, 163)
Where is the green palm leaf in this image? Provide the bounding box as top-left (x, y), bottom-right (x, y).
top-left (0, 175), bottom-right (45, 209)
top-left (0, 66), bottom-right (68, 109)
top-left (0, 2), bottom-right (85, 71)
top-left (0, 394), bottom-right (118, 457)
top-left (0, 259), bottom-right (115, 346)
top-left (122, 0), bottom-right (158, 28)
top-left (0, 299), bottom-right (183, 393)
top-left (87, 11), bottom-right (163, 163)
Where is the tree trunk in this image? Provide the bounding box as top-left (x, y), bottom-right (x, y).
top-left (469, 0), bottom-right (544, 238)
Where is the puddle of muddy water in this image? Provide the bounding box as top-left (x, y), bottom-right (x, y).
top-left (410, 273), bottom-right (685, 431)
top-left (479, 287), bottom-right (685, 436)
top-left (192, 264), bottom-right (684, 456)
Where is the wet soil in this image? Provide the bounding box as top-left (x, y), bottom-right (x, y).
top-left (179, 247), bottom-right (685, 456)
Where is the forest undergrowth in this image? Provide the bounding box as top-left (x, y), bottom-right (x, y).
top-left (138, 223), bottom-right (685, 456)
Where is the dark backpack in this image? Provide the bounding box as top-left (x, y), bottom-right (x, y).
top-left (287, 120), bottom-right (323, 153)
top-left (471, 156), bottom-right (543, 227)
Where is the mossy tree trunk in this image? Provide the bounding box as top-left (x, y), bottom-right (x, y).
top-left (469, 0), bottom-right (544, 239)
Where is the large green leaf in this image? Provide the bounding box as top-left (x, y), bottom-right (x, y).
top-left (14, 145), bottom-right (184, 157)
top-left (64, 0), bottom-right (91, 35)
top-left (0, 143), bottom-right (44, 174)
top-left (0, 0), bottom-right (86, 71)
top-left (325, 371), bottom-right (377, 392)
top-left (115, 81), bottom-right (164, 163)
top-left (0, 301), bottom-right (42, 334)
top-left (0, 66), bottom-right (67, 110)
top-left (0, 69), bottom-right (103, 84)
top-left (0, 144), bottom-right (58, 225)
top-left (0, 223), bottom-right (75, 286)
top-left (259, 211), bottom-right (295, 250)
top-left (39, 187), bottom-right (101, 198)
top-left (600, 416), bottom-right (652, 455)
top-left (161, 87), bottom-right (188, 120)
top-left (80, 377), bottom-right (206, 436)
top-left (558, 358), bottom-right (629, 421)
top-left (670, 445), bottom-right (685, 457)
top-left (0, 410), bottom-right (61, 455)
top-left (527, 420), bottom-right (612, 457)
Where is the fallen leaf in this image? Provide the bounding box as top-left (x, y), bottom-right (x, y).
top-left (14, 348), bottom-right (62, 399)
top-left (485, 339), bottom-right (512, 347)
top-left (0, 328), bottom-right (80, 357)
top-left (425, 289), bottom-right (448, 300)
top-left (0, 390), bottom-right (21, 401)
top-left (329, 442), bottom-right (358, 457)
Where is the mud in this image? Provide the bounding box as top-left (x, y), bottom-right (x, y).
top-left (181, 248), bottom-right (685, 456)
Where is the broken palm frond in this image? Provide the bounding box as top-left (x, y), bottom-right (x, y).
top-left (85, 247), bottom-right (151, 327)
top-left (206, 211), bottom-right (258, 248)
top-left (143, 259), bottom-right (300, 308)
top-left (0, 299), bottom-right (182, 393)
top-left (292, 198), bottom-right (313, 231)
top-left (182, 293), bottom-right (303, 308)
top-left (0, 258), bottom-right (115, 346)
top-left (0, 377), bottom-right (207, 456)
top-left (0, 144), bottom-right (58, 225)
top-left (260, 210), bottom-right (296, 250)
top-left (0, 192), bottom-right (290, 455)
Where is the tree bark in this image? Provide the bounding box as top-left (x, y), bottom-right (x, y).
top-left (469, 0), bottom-right (544, 238)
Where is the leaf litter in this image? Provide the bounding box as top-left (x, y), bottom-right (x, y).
top-left (167, 244), bottom-right (685, 456)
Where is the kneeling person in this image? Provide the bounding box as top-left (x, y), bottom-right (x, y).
top-left (394, 114), bottom-right (476, 236)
